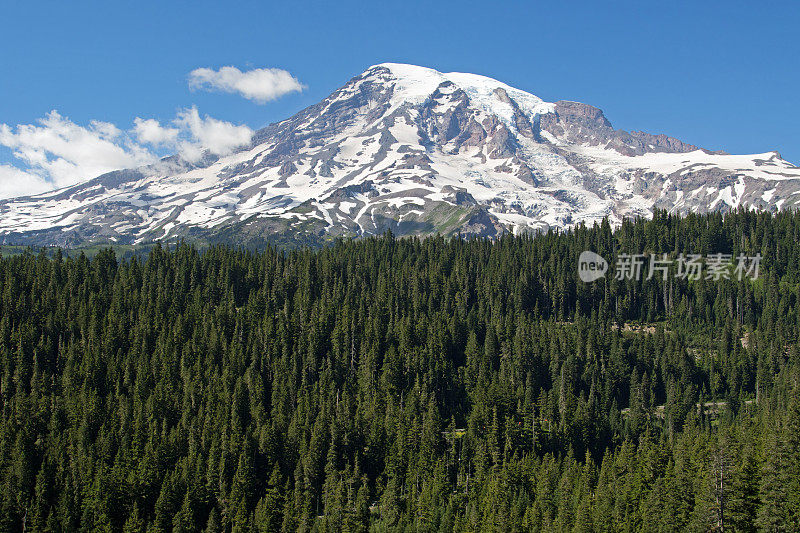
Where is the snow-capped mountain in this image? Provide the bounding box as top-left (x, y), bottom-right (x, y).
top-left (2, 63), bottom-right (800, 247)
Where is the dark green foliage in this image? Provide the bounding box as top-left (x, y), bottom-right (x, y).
top-left (1, 209), bottom-right (800, 531)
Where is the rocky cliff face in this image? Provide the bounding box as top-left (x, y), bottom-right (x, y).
top-left (540, 100), bottom-right (703, 156)
top-left (1, 63), bottom-right (799, 247)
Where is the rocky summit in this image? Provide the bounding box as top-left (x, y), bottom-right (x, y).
top-left (2, 63), bottom-right (799, 247)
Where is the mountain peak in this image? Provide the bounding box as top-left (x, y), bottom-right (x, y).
top-left (362, 62), bottom-right (553, 125)
top-left (2, 64), bottom-right (800, 248)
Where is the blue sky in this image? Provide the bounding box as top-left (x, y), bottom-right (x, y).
top-left (1, 0), bottom-right (798, 196)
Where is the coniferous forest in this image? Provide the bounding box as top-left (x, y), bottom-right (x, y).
top-left (2, 209), bottom-right (800, 532)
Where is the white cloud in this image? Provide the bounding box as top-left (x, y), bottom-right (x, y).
top-left (0, 111), bottom-right (155, 190)
top-left (174, 106), bottom-right (253, 162)
top-left (0, 164), bottom-right (50, 200)
top-left (0, 108), bottom-right (255, 199)
top-left (132, 109), bottom-right (252, 162)
top-left (188, 66), bottom-right (304, 103)
top-left (133, 117), bottom-right (179, 145)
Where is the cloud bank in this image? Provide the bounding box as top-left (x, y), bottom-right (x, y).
top-left (0, 108), bottom-right (254, 200)
top-left (0, 111), bottom-right (156, 195)
top-left (188, 66), bottom-right (304, 103)
top-left (0, 164), bottom-right (51, 200)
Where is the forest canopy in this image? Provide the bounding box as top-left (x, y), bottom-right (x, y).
top-left (1, 209), bottom-right (799, 531)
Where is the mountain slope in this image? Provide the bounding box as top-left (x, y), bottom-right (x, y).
top-left (2, 63), bottom-right (799, 247)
